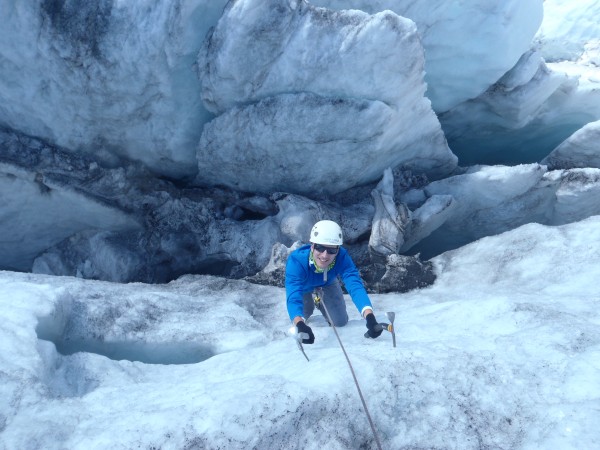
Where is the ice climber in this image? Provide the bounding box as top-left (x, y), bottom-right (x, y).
top-left (285, 219), bottom-right (384, 344)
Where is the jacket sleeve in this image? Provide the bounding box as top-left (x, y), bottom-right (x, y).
top-left (285, 253), bottom-right (308, 321)
top-left (339, 252), bottom-right (372, 315)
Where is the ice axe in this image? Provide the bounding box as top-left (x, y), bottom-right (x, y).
top-left (364, 311), bottom-right (396, 348)
top-left (386, 311), bottom-right (396, 348)
top-left (289, 326), bottom-right (310, 362)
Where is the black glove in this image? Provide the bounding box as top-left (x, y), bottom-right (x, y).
top-left (365, 313), bottom-right (383, 339)
top-left (296, 321), bottom-right (315, 344)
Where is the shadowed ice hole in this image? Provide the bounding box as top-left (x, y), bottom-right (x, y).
top-left (36, 296), bottom-right (215, 365)
top-left (39, 336), bottom-right (215, 365)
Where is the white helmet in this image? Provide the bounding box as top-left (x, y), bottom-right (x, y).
top-left (309, 220), bottom-right (343, 246)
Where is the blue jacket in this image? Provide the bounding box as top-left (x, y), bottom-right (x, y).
top-left (285, 244), bottom-right (372, 321)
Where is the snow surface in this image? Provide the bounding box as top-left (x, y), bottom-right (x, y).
top-left (1, 1), bottom-right (600, 446)
top-left (1, 216), bottom-right (600, 449)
